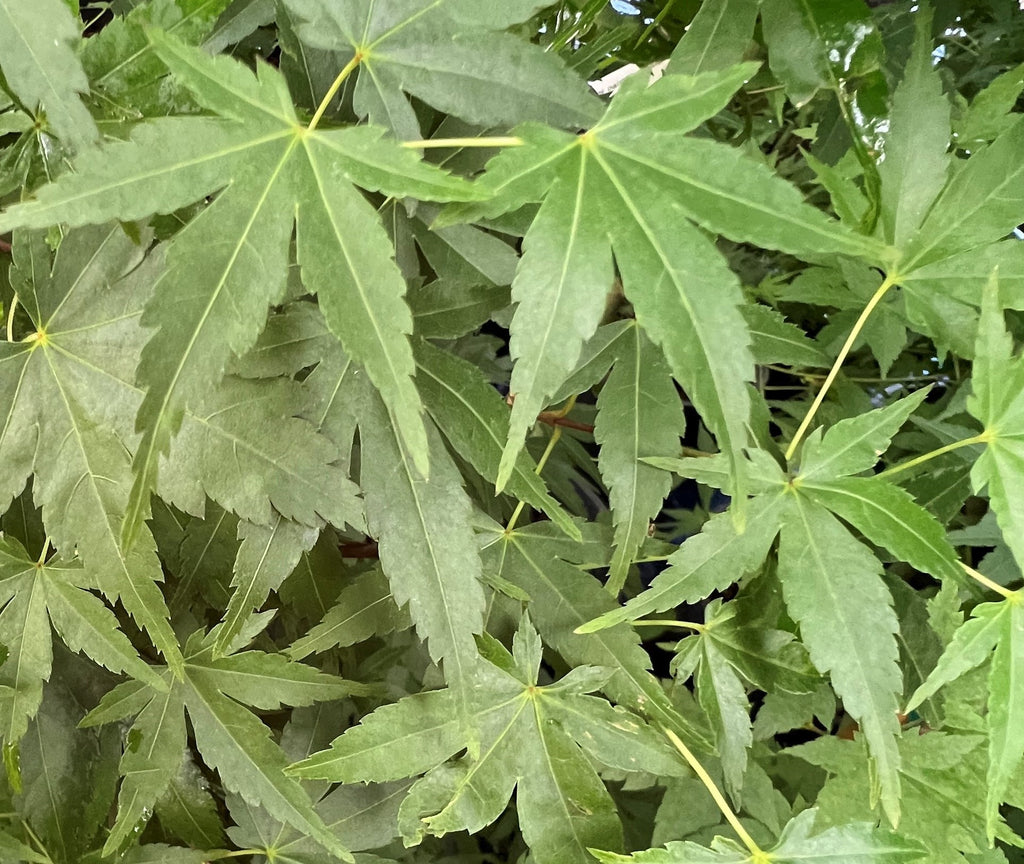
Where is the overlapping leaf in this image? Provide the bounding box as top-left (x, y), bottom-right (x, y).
top-left (0, 0), bottom-right (100, 150)
top-left (290, 617), bottom-right (685, 864)
top-left (582, 389), bottom-right (960, 823)
top-left (591, 806), bottom-right (924, 863)
top-left (280, 0), bottom-right (602, 139)
top-left (0, 31), bottom-right (482, 545)
top-left (440, 62), bottom-right (886, 500)
top-left (81, 630), bottom-right (365, 859)
top-left (0, 538), bottom-right (163, 748)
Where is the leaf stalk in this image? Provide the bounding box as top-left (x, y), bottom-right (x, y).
top-left (505, 396), bottom-right (576, 533)
top-left (785, 272), bottom-right (900, 461)
top-left (960, 561), bottom-right (1018, 600)
top-left (664, 728), bottom-right (768, 862)
top-left (5, 294), bottom-right (17, 342)
top-left (401, 136), bottom-right (523, 149)
top-left (307, 52), bottom-right (363, 132)
top-left (876, 433), bottom-right (987, 479)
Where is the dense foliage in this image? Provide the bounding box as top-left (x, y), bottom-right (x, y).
top-left (0, 0), bottom-right (1023, 861)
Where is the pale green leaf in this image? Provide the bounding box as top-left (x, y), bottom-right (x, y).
top-left (0, 540), bottom-right (51, 745)
top-left (968, 275), bottom-right (1024, 570)
top-left (985, 600), bottom-right (1024, 840)
top-left (214, 515), bottom-right (319, 656)
top-left (904, 600), bottom-right (1005, 715)
top-left (955, 60), bottom-right (1024, 146)
top-left (696, 641), bottom-right (752, 797)
top-left (743, 303), bottom-right (830, 368)
top-left (184, 672), bottom-right (352, 861)
top-left (43, 572), bottom-right (165, 690)
top-left (668, 0), bottom-right (761, 76)
top-left (413, 338), bottom-right (578, 539)
top-left (288, 688), bottom-right (465, 782)
top-left (154, 754), bottom-right (227, 849)
top-left (0, 119), bottom-right (271, 233)
top-left (281, 0), bottom-right (601, 136)
top-left (878, 5), bottom-right (950, 249)
top-left (800, 477), bottom-right (963, 585)
top-left (596, 323), bottom-right (684, 591)
top-left (287, 567), bottom-right (411, 660)
top-left (189, 647), bottom-right (362, 709)
top-left (355, 378), bottom-right (485, 686)
top-left (0, 0), bottom-right (99, 150)
top-left (295, 139), bottom-right (427, 474)
top-left (124, 140), bottom-right (296, 546)
top-left (496, 147), bottom-right (615, 491)
top-left (579, 495), bottom-right (785, 633)
top-left (899, 239), bottom-right (1024, 310)
top-left (779, 497), bottom-right (903, 823)
top-left (903, 117), bottom-right (1024, 270)
top-left (484, 523), bottom-right (714, 750)
top-left (105, 684), bottom-right (187, 854)
top-left (82, 0), bottom-right (234, 118)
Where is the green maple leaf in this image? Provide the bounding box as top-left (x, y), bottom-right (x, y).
top-left (904, 596), bottom-right (1024, 842)
top-left (81, 630), bottom-right (367, 859)
top-left (968, 275), bottom-right (1024, 571)
top-left (482, 519), bottom-right (715, 751)
top-left (439, 62), bottom-right (886, 500)
top-left (279, 0), bottom-right (602, 139)
top-left (289, 616), bottom-right (686, 864)
top-left (876, 5), bottom-right (950, 250)
top-left (0, 227), bottom-right (182, 672)
top-left (412, 336), bottom-right (579, 541)
top-left (590, 807), bottom-right (924, 863)
top-left (214, 514), bottom-right (319, 657)
top-left (0, 537), bottom-right (164, 748)
top-left (1, 225), bottom-right (366, 671)
top-left (668, 0), bottom-right (760, 76)
top-left (594, 321), bottom-right (686, 594)
top-left (582, 389), bottom-right (961, 823)
top-left (80, 0), bottom-right (234, 119)
top-left (671, 599), bottom-right (818, 797)
top-left (791, 732), bottom-right (1018, 863)
top-left (0, 30), bottom-right (483, 545)
top-left (352, 370), bottom-right (486, 689)
top-left (0, 0), bottom-right (100, 151)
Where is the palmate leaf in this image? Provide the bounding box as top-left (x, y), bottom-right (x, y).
top-left (81, 631), bottom-right (363, 860)
top-left (791, 731), bottom-right (1018, 863)
top-left (673, 599), bottom-right (816, 798)
top-left (578, 494), bottom-right (787, 633)
top-left (0, 0), bottom-right (100, 151)
top-left (591, 807), bottom-right (924, 863)
top-left (280, 0), bottom-right (602, 139)
top-left (3, 225), bottom-right (364, 669)
top-left (899, 116), bottom-right (1024, 271)
top-left (290, 618), bottom-right (683, 864)
top-left (80, 0), bottom-right (234, 119)
top-left (904, 597), bottom-right (1024, 841)
top-left (0, 31), bottom-right (483, 545)
top-left (481, 520), bottom-right (714, 751)
top-left (441, 64), bottom-right (885, 499)
top-left (2, 229), bottom-right (181, 672)
top-left (0, 538), bottom-right (163, 747)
